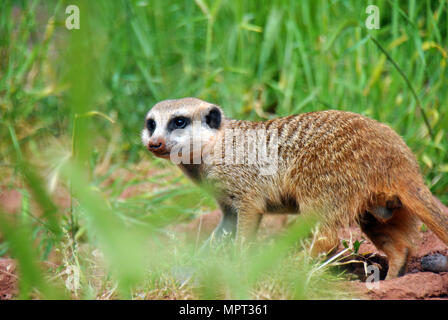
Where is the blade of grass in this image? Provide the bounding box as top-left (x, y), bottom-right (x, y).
top-left (370, 36), bottom-right (434, 140)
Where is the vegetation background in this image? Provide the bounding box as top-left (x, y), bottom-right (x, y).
top-left (0, 0), bottom-right (447, 299)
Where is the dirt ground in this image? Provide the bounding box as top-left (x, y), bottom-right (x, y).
top-left (1, 183), bottom-right (447, 300)
top-left (0, 258), bottom-right (17, 300)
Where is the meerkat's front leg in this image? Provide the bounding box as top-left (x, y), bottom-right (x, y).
top-left (201, 202), bottom-right (238, 250)
top-left (236, 209), bottom-right (262, 245)
top-left (213, 203), bottom-right (238, 239)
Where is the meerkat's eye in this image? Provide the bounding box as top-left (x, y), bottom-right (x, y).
top-left (168, 116), bottom-right (190, 131)
top-left (146, 119), bottom-right (156, 134)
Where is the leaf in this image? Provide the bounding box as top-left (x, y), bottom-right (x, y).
top-left (353, 240), bottom-right (360, 254)
top-left (422, 153), bottom-right (433, 169)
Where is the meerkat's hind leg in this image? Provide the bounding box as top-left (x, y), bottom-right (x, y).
top-left (309, 228), bottom-right (340, 257)
top-left (298, 205), bottom-right (341, 257)
top-left (359, 207), bottom-right (417, 279)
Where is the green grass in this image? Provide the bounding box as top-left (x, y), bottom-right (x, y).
top-left (0, 0), bottom-right (447, 299)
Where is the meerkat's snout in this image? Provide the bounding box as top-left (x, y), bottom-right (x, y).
top-left (147, 137), bottom-right (169, 157)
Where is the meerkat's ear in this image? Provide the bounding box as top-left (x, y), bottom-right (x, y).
top-left (205, 106), bottom-right (222, 129)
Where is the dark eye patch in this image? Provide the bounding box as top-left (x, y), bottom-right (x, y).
top-left (146, 118), bottom-right (156, 135)
top-left (205, 107), bottom-right (221, 129)
top-left (167, 116), bottom-right (190, 131)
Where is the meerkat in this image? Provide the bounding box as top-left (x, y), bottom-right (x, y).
top-left (141, 97), bottom-right (448, 279)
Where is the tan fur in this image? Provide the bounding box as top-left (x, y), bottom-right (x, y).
top-left (143, 97), bottom-right (448, 279)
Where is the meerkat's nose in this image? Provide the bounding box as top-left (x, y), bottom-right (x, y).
top-left (148, 138), bottom-right (166, 152)
top-left (149, 142), bottom-right (162, 149)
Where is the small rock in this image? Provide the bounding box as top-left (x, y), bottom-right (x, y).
top-left (421, 253), bottom-right (448, 273)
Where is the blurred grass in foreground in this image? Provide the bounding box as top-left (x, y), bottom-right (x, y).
top-left (0, 0), bottom-right (447, 299)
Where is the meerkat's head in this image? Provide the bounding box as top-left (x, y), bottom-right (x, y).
top-left (141, 97), bottom-right (224, 162)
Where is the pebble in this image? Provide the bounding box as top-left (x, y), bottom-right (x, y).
top-left (420, 253), bottom-right (448, 273)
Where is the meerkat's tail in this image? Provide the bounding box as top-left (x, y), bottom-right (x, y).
top-left (400, 185), bottom-right (448, 245)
